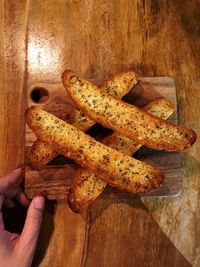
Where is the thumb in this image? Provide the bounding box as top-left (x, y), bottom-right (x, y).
top-left (19, 194), bottom-right (45, 250)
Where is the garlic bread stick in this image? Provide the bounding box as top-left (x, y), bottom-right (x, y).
top-left (62, 70), bottom-right (196, 151)
top-left (26, 107), bottom-right (164, 194)
top-left (68, 99), bottom-right (174, 212)
top-left (29, 71), bottom-right (138, 170)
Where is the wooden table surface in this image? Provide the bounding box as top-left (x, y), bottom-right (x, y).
top-left (0, 1), bottom-right (199, 266)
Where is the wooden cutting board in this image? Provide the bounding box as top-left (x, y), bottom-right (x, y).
top-left (25, 77), bottom-right (182, 200)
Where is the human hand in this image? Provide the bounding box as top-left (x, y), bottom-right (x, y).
top-left (0, 168), bottom-right (45, 267)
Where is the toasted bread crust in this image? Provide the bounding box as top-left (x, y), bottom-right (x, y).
top-left (29, 71), bottom-right (138, 170)
top-left (67, 71), bottom-right (138, 132)
top-left (29, 140), bottom-right (58, 170)
top-left (68, 99), bottom-right (174, 212)
top-left (26, 107), bottom-right (164, 196)
top-left (68, 169), bottom-right (106, 212)
top-left (62, 70), bottom-right (196, 151)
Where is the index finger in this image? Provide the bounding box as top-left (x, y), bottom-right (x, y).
top-left (0, 168), bottom-right (24, 193)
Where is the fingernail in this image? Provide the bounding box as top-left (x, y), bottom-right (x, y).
top-left (37, 193), bottom-right (46, 198)
top-left (34, 195), bottom-right (45, 210)
top-left (16, 166), bottom-right (25, 172)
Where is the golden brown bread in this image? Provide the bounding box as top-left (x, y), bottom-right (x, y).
top-left (68, 99), bottom-right (174, 212)
top-left (62, 70), bottom-right (196, 151)
top-left (29, 71), bottom-right (138, 170)
top-left (67, 71), bottom-right (138, 132)
top-left (26, 107), bottom-right (164, 194)
top-left (29, 140), bottom-right (57, 170)
top-left (68, 169), bottom-right (106, 213)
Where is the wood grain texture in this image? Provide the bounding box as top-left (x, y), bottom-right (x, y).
top-left (32, 202), bottom-right (87, 267)
top-left (0, 0), bottom-right (28, 175)
top-left (25, 77), bottom-right (182, 199)
top-left (0, 0), bottom-right (199, 267)
top-left (84, 200), bottom-right (191, 267)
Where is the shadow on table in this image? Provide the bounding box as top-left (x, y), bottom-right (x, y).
top-left (81, 153), bottom-right (199, 266)
top-left (32, 201), bottom-right (55, 267)
top-left (85, 197), bottom-right (192, 267)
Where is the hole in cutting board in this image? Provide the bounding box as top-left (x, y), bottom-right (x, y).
top-left (30, 87), bottom-right (49, 103)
